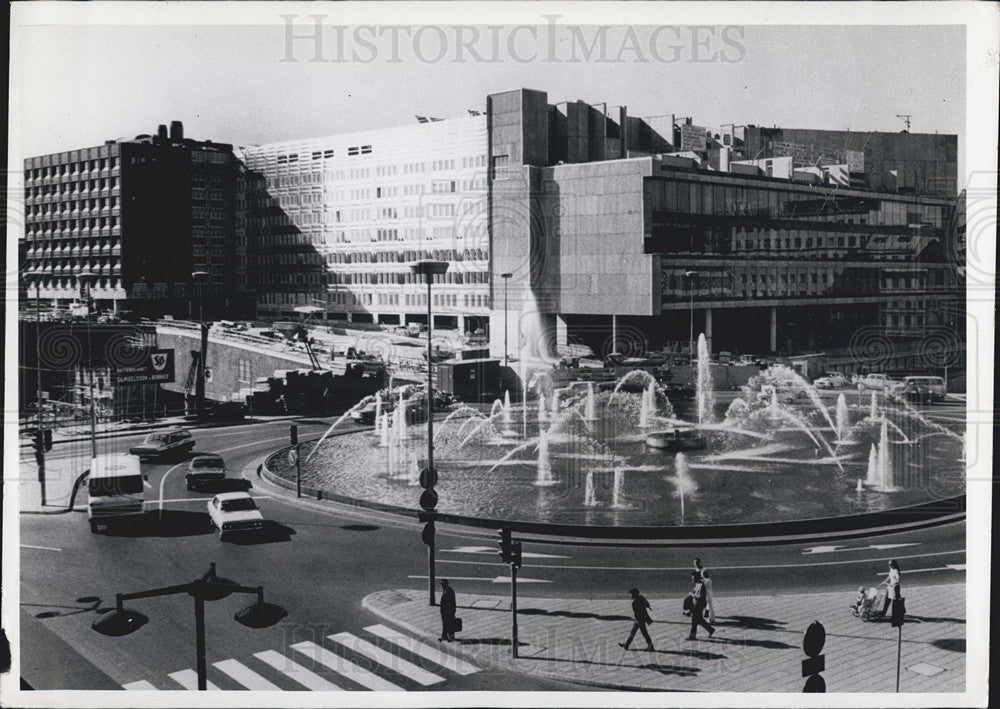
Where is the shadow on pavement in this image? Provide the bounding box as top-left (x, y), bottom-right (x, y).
top-left (931, 638), bottom-right (965, 652)
top-left (713, 615), bottom-right (787, 631)
top-left (225, 521), bottom-right (296, 545)
top-left (639, 663), bottom-right (700, 677)
top-left (340, 524), bottom-right (379, 532)
top-left (708, 636), bottom-right (794, 650)
top-left (25, 596), bottom-right (102, 620)
top-left (455, 638), bottom-right (529, 647)
top-left (906, 615), bottom-right (965, 624)
top-left (198, 479), bottom-right (253, 494)
top-left (97, 510), bottom-right (213, 538)
top-left (519, 608), bottom-right (631, 622)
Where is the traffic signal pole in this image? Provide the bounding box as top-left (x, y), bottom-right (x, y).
top-left (510, 561), bottom-right (518, 659)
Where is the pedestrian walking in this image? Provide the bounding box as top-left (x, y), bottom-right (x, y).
top-left (879, 559), bottom-right (902, 616)
top-left (694, 558), bottom-right (716, 622)
top-left (438, 579), bottom-right (457, 642)
top-left (618, 587), bottom-right (655, 651)
top-left (687, 572), bottom-right (715, 640)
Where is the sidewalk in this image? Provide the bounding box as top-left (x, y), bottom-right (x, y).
top-left (364, 584), bottom-right (965, 693)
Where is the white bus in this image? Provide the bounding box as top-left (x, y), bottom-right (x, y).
top-left (87, 454), bottom-right (145, 533)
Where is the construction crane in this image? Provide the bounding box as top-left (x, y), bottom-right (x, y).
top-left (896, 114), bottom-right (912, 132)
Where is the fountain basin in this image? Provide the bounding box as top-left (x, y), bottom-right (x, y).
top-left (645, 429), bottom-right (708, 451)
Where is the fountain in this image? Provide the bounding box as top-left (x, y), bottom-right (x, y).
top-left (639, 381), bottom-right (656, 428)
top-left (534, 428), bottom-right (557, 486)
top-left (836, 393), bottom-right (851, 442)
top-left (584, 471), bottom-right (598, 506)
top-left (293, 351), bottom-right (963, 527)
top-left (611, 468), bottom-right (625, 508)
top-left (869, 392), bottom-right (878, 420)
top-left (584, 382), bottom-right (597, 421)
top-left (695, 334), bottom-right (715, 425)
top-left (865, 444), bottom-right (880, 487)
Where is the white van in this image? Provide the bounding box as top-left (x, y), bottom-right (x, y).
top-left (87, 454), bottom-right (145, 533)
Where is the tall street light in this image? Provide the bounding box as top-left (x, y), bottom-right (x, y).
top-left (685, 270), bottom-right (699, 361)
top-left (92, 563), bottom-right (286, 691)
top-left (411, 259), bottom-right (448, 607)
top-left (191, 271), bottom-right (210, 421)
top-left (500, 272), bottom-right (513, 368)
top-left (78, 271), bottom-right (99, 459)
top-left (24, 273), bottom-right (47, 505)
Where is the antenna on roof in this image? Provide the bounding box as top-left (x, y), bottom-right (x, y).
top-left (895, 114), bottom-right (912, 132)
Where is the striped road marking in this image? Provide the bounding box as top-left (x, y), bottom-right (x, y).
top-left (365, 624), bottom-right (479, 675)
top-left (328, 633), bottom-right (444, 686)
top-left (253, 650), bottom-right (344, 691)
top-left (167, 669), bottom-right (221, 690)
top-left (214, 659), bottom-right (281, 690)
top-left (122, 680), bottom-right (158, 690)
top-left (290, 641), bottom-right (404, 691)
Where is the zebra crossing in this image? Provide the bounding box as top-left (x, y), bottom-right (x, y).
top-left (121, 623), bottom-right (480, 691)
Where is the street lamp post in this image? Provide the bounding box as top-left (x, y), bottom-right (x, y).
top-left (25, 273), bottom-right (48, 505)
top-left (685, 270), bottom-right (699, 360)
top-left (500, 273), bottom-right (513, 368)
top-left (78, 272), bottom-right (99, 459)
top-left (92, 563), bottom-right (286, 691)
top-left (411, 260), bottom-right (448, 607)
top-left (192, 271), bottom-right (210, 421)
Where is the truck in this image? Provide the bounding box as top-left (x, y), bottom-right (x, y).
top-left (87, 454), bottom-right (146, 533)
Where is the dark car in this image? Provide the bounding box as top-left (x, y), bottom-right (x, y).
top-left (185, 454), bottom-right (227, 491)
top-left (128, 428), bottom-right (195, 461)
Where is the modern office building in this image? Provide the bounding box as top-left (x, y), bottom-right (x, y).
top-left (487, 88), bottom-right (963, 359)
top-left (22, 122), bottom-right (252, 319)
top-left (241, 117), bottom-right (490, 332)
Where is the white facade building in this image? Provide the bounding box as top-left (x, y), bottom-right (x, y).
top-left (242, 115), bottom-right (490, 331)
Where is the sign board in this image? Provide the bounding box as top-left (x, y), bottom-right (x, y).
top-left (110, 349), bottom-right (175, 386)
top-left (679, 125), bottom-right (708, 152)
top-left (846, 149), bottom-right (865, 173)
top-left (288, 448), bottom-right (299, 465)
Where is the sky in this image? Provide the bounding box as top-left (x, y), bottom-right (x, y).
top-left (11, 18), bottom-right (966, 180)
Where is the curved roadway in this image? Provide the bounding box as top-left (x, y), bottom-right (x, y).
top-left (19, 400), bottom-right (966, 692)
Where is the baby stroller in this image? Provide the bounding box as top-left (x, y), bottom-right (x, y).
top-left (853, 586), bottom-right (887, 622)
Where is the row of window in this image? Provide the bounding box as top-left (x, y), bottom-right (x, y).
top-left (25, 158), bottom-right (118, 180)
top-left (26, 178), bottom-right (119, 200)
top-left (324, 248), bottom-right (488, 265)
top-left (328, 271), bottom-right (489, 286)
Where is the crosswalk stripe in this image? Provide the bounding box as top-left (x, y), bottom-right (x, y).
top-left (290, 641), bottom-right (404, 691)
top-left (328, 632), bottom-right (444, 686)
top-left (122, 680), bottom-right (158, 690)
top-left (254, 650), bottom-right (344, 691)
top-left (214, 659), bottom-right (282, 690)
top-left (167, 669), bottom-right (221, 690)
top-left (365, 624), bottom-right (480, 675)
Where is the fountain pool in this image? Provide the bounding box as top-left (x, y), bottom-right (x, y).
top-left (272, 358), bottom-right (965, 527)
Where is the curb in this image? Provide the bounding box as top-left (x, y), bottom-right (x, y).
top-left (359, 590), bottom-right (698, 693)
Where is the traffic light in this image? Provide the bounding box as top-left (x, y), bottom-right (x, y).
top-left (510, 541), bottom-right (522, 569)
top-left (32, 429), bottom-right (45, 462)
top-left (289, 424), bottom-right (298, 446)
top-left (421, 521), bottom-right (435, 546)
top-left (43, 428), bottom-right (52, 451)
top-left (801, 620), bottom-right (826, 692)
top-left (497, 528), bottom-right (511, 563)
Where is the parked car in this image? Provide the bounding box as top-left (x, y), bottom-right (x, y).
top-left (902, 375), bottom-right (946, 403)
top-left (185, 454), bottom-right (227, 491)
top-left (813, 372), bottom-right (850, 389)
top-left (207, 492), bottom-right (264, 540)
top-left (128, 428), bottom-right (195, 461)
top-left (856, 373), bottom-right (905, 393)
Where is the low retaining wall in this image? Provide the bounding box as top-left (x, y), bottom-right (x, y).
top-left (260, 439), bottom-right (965, 543)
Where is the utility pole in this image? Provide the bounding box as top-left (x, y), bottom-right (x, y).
top-left (895, 114), bottom-right (912, 132)
top-left (33, 278), bottom-right (47, 505)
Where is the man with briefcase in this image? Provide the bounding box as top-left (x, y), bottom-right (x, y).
top-left (439, 579), bottom-right (459, 641)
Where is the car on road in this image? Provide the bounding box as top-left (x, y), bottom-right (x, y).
top-left (128, 428), bottom-right (195, 461)
top-left (185, 454), bottom-right (227, 491)
top-left (856, 373), bottom-right (905, 394)
top-left (902, 375), bottom-right (947, 403)
top-left (813, 372), bottom-right (850, 389)
top-left (207, 492), bottom-right (264, 540)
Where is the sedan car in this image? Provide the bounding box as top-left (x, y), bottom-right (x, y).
top-left (128, 428), bottom-right (195, 461)
top-left (857, 373), bottom-right (905, 393)
top-left (185, 454), bottom-right (227, 491)
top-left (207, 492), bottom-right (264, 540)
top-left (813, 372), bottom-right (850, 389)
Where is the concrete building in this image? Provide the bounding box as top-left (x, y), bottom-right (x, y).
top-left (487, 88), bottom-right (963, 360)
top-left (22, 122), bottom-right (252, 319)
top-left (241, 117), bottom-right (490, 332)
